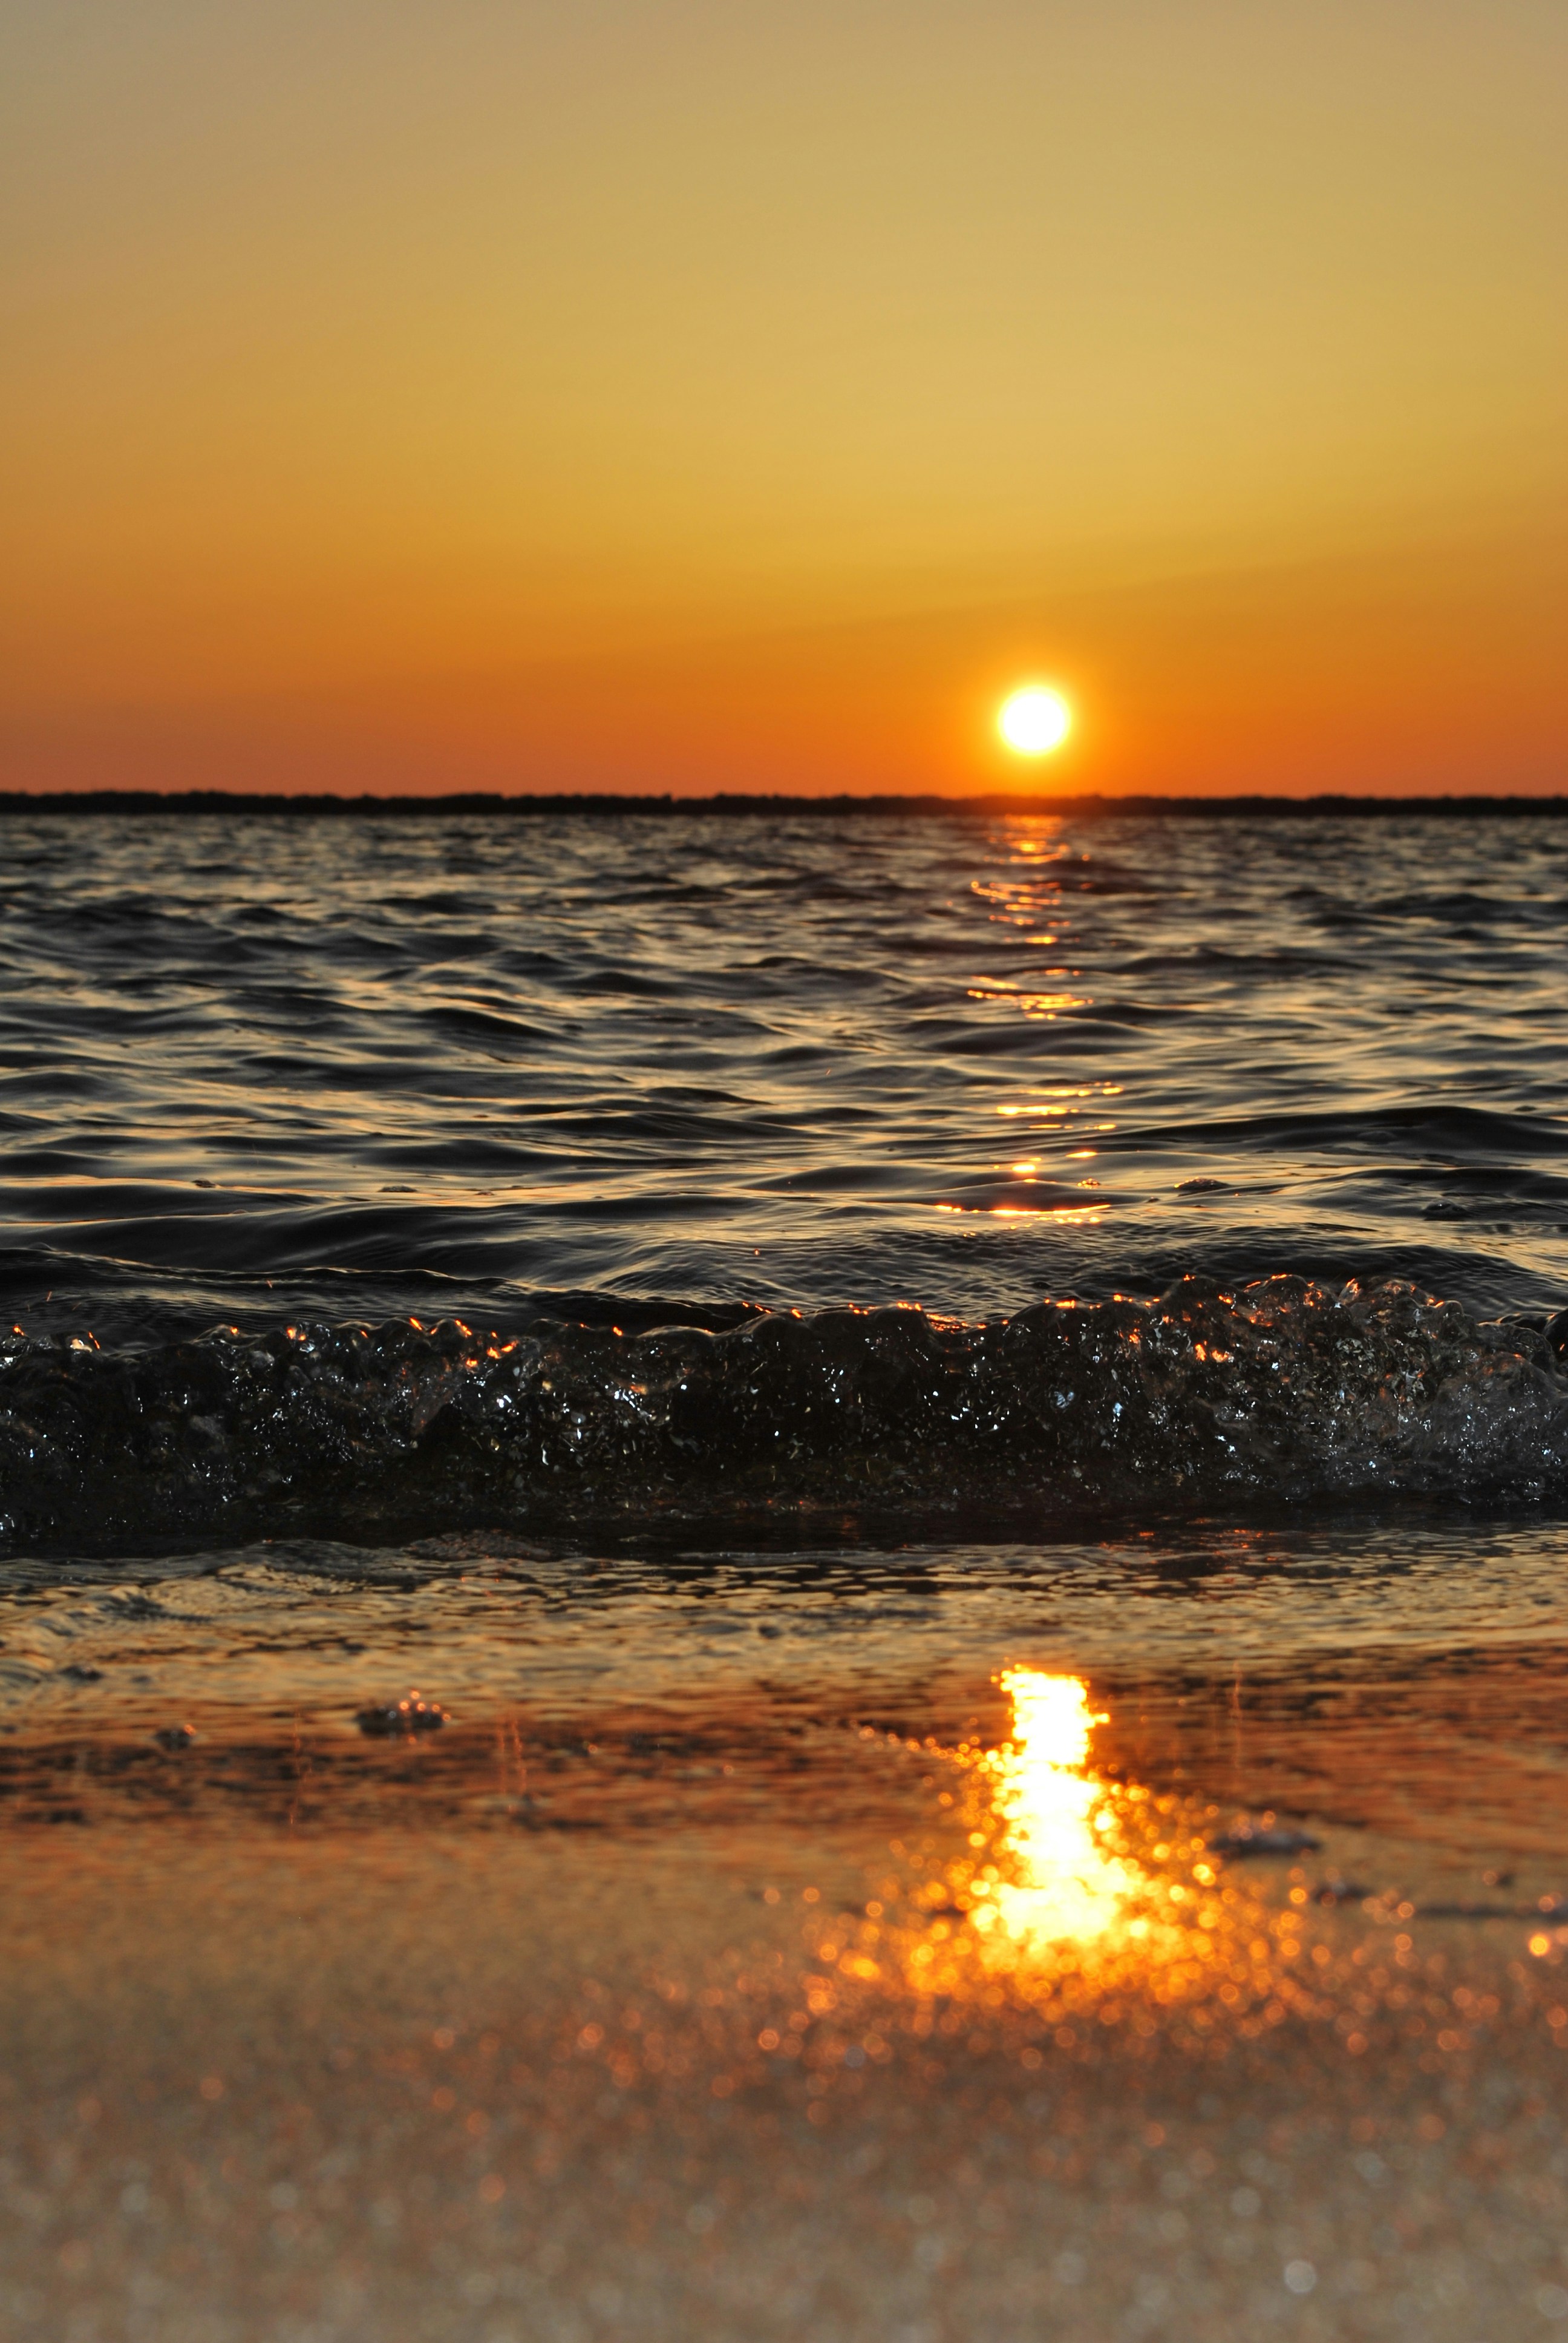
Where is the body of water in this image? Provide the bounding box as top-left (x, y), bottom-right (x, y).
top-left (1, 808), bottom-right (1564, 1552)
top-left (3, 808), bottom-right (1567, 2343)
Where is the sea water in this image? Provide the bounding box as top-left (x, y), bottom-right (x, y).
top-left (2, 805), bottom-right (1566, 1788)
top-left (2, 808), bottom-right (1567, 2340)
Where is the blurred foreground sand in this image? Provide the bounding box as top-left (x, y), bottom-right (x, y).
top-left (2, 1712), bottom-right (1567, 2343)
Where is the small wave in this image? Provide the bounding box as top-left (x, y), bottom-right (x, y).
top-left (1, 1277), bottom-right (1564, 1553)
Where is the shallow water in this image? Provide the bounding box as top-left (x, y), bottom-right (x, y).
top-left (3, 809), bottom-right (1568, 2339)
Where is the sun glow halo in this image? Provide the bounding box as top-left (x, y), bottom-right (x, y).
top-left (999, 686), bottom-right (1071, 756)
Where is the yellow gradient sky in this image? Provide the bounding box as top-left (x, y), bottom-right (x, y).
top-left (3, 0), bottom-right (1564, 795)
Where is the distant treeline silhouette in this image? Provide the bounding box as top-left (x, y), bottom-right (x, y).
top-left (0, 788), bottom-right (1563, 819)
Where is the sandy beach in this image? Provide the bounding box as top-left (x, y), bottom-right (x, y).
top-left (4, 1531), bottom-right (1567, 2343)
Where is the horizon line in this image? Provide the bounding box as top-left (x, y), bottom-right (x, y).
top-left (0, 787), bottom-right (1565, 820)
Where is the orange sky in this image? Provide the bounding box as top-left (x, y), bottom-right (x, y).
top-left (3, 0), bottom-right (1564, 796)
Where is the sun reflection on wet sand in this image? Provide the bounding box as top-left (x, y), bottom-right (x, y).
top-left (890, 1667), bottom-right (1297, 2031)
top-left (970, 1670), bottom-right (1129, 1951)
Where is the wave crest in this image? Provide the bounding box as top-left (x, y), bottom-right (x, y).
top-left (1, 1275), bottom-right (1564, 1551)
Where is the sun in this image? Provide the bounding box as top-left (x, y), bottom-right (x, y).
top-left (999, 686), bottom-right (1071, 756)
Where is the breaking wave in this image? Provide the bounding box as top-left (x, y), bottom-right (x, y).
top-left (2, 1275), bottom-right (1566, 1553)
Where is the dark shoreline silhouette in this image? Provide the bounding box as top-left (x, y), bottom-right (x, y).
top-left (0, 787), bottom-right (1564, 819)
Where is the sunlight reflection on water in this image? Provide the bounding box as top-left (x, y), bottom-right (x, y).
top-left (891, 1666), bottom-right (1275, 2027)
top-left (970, 1670), bottom-right (1130, 1950)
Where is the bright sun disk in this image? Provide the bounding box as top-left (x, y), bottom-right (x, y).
top-left (999, 686), bottom-right (1071, 756)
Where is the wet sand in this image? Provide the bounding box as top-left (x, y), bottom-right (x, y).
top-left (5, 1620), bottom-right (1568, 2343)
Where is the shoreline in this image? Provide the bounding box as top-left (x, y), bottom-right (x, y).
top-left (4, 1730), bottom-right (1566, 2342)
top-left (4, 1524), bottom-right (1567, 2339)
